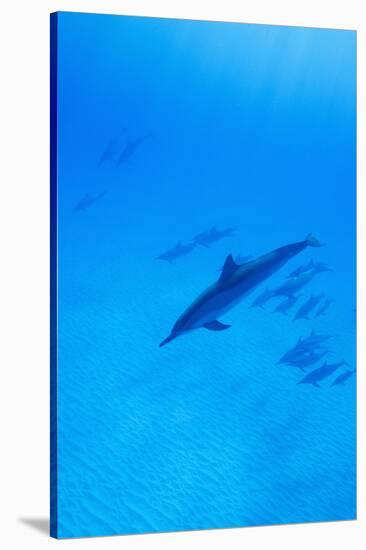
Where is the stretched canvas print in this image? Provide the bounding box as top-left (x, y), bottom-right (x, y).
top-left (50, 12), bottom-right (357, 539)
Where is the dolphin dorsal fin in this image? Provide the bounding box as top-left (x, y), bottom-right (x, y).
top-left (219, 254), bottom-right (240, 283)
top-left (176, 241), bottom-right (181, 248)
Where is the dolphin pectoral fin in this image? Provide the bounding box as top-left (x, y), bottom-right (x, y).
top-left (203, 320), bottom-right (231, 331)
top-left (312, 382), bottom-right (320, 388)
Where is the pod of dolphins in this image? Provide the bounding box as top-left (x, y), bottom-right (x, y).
top-left (72, 136), bottom-right (356, 390)
top-left (157, 232), bottom-right (355, 388)
top-left (156, 226), bottom-right (237, 264)
top-left (279, 330), bottom-right (355, 388)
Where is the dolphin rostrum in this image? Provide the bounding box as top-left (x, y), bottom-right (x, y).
top-left (159, 234), bottom-right (323, 347)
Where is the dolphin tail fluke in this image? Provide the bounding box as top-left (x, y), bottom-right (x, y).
top-left (306, 234), bottom-right (325, 247)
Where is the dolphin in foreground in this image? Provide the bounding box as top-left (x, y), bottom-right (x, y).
top-left (217, 254), bottom-right (252, 272)
top-left (159, 234), bottom-right (324, 347)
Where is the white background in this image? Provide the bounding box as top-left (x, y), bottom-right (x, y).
top-left (0, 1), bottom-right (364, 548)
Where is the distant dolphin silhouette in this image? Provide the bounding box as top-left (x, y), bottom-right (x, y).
top-left (251, 287), bottom-right (274, 309)
top-left (273, 294), bottom-right (300, 315)
top-left (156, 241), bottom-right (196, 265)
top-left (332, 369), bottom-right (355, 387)
top-left (296, 329), bottom-right (333, 350)
top-left (315, 296), bottom-right (332, 317)
top-left (287, 348), bottom-right (330, 371)
top-left (99, 138), bottom-right (119, 165)
top-left (271, 266), bottom-right (319, 299)
top-left (293, 293), bottom-right (325, 321)
top-left (73, 191), bottom-right (107, 213)
top-left (192, 226), bottom-right (236, 248)
top-left (159, 234), bottom-right (324, 347)
top-left (116, 134), bottom-right (151, 167)
top-left (287, 259), bottom-right (315, 278)
top-left (277, 329), bottom-right (332, 365)
top-left (298, 359), bottom-right (348, 387)
top-left (312, 261), bottom-right (332, 274)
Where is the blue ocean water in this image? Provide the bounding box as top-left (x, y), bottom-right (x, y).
top-left (52, 12), bottom-right (356, 538)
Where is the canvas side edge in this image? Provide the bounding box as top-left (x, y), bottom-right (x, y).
top-left (50, 11), bottom-right (59, 540)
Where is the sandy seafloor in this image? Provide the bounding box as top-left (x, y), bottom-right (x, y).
top-left (54, 12), bottom-right (356, 538)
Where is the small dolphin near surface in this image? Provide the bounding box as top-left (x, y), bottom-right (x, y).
top-left (73, 191), bottom-right (107, 213)
top-left (298, 359), bottom-right (348, 387)
top-left (217, 254), bottom-right (252, 272)
top-left (192, 226), bottom-right (236, 248)
top-left (332, 369), bottom-right (356, 387)
top-left (315, 296), bottom-right (332, 317)
top-left (156, 241), bottom-right (196, 265)
top-left (116, 134), bottom-right (151, 167)
top-left (286, 348), bottom-right (330, 371)
top-left (293, 293), bottom-right (325, 321)
top-left (273, 294), bottom-right (301, 315)
top-left (159, 234), bottom-right (323, 347)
